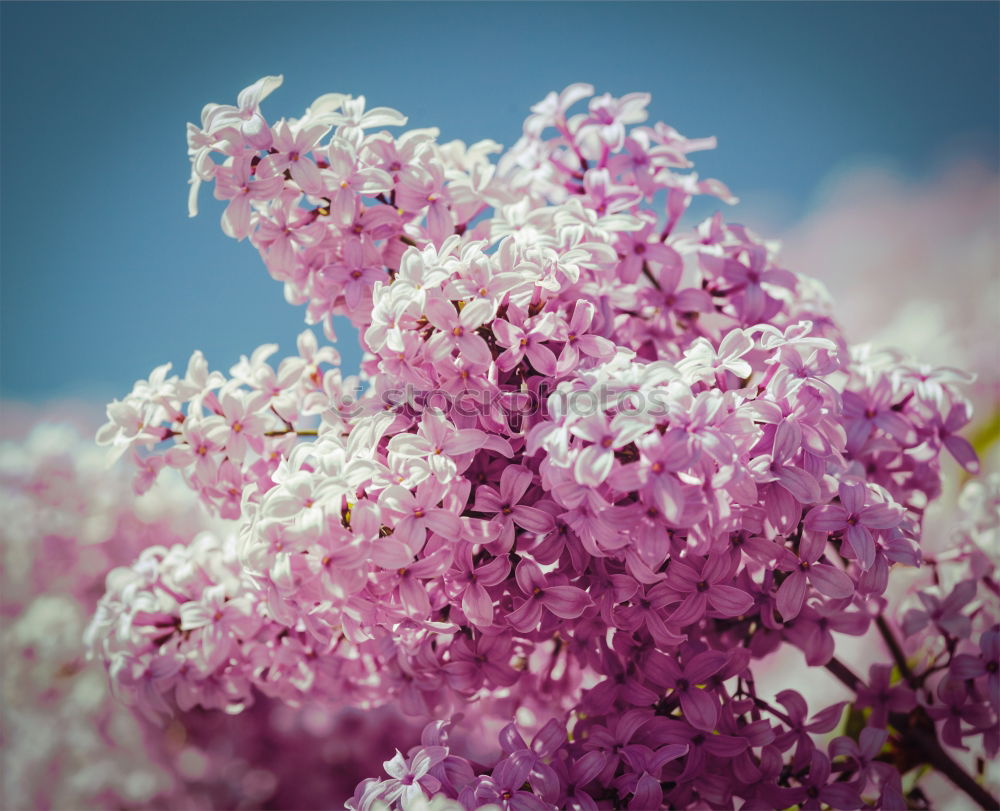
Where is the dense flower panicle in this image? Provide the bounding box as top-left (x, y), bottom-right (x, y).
top-left (2, 425), bottom-right (428, 809)
top-left (79, 76), bottom-right (999, 809)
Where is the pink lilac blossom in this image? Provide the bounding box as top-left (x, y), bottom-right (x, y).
top-left (76, 77), bottom-right (1000, 809)
top-left (1, 423), bottom-right (424, 810)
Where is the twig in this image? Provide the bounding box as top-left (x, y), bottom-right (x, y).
top-left (875, 614), bottom-right (918, 688)
top-left (824, 657), bottom-right (998, 809)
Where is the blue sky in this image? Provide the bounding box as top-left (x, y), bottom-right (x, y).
top-left (2, 1), bottom-right (997, 404)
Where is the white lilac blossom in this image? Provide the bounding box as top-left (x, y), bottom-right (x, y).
top-left (80, 78), bottom-right (1000, 809)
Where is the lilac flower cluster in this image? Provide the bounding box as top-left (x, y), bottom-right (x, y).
top-left (88, 77), bottom-right (998, 809)
top-left (3, 424), bottom-right (427, 809)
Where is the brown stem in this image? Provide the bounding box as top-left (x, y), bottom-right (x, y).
top-left (263, 429), bottom-right (318, 437)
top-left (751, 696), bottom-right (795, 728)
top-left (896, 713), bottom-right (999, 810)
top-left (825, 655), bottom-right (862, 691)
top-left (641, 261), bottom-right (660, 290)
top-left (875, 614), bottom-right (918, 688)
top-left (825, 657), bottom-right (998, 809)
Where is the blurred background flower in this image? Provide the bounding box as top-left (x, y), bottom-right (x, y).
top-left (779, 161), bottom-right (998, 423)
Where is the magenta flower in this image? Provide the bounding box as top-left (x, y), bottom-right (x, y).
top-left (641, 259), bottom-right (713, 323)
top-left (901, 578), bottom-right (977, 638)
top-left (441, 632), bottom-right (518, 693)
top-left (320, 238), bottom-right (386, 310)
top-left (569, 413), bottom-right (649, 487)
top-left (472, 465), bottom-right (554, 551)
top-left (395, 163), bottom-right (453, 245)
top-left (804, 481), bottom-right (901, 570)
top-left (774, 529), bottom-right (854, 620)
top-left (204, 459), bottom-right (245, 520)
top-left (718, 245), bottom-right (797, 324)
top-left (163, 418), bottom-right (227, 481)
top-left (615, 221), bottom-right (682, 283)
top-left (614, 583), bottom-right (687, 648)
top-left (664, 553), bottom-right (754, 626)
top-left (424, 296), bottom-right (493, 367)
top-left (493, 312), bottom-right (558, 375)
top-left (252, 197), bottom-right (323, 281)
top-left (749, 419), bottom-right (822, 510)
top-left (379, 745), bottom-right (447, 807)
top-left (841, 377), bottom-right (916, 450)
top-left (830, 726), bottom-right (895, 788)
top-left (582, 709), bottom-right (655, 782)
top-left (550, 751), bottom-right (607, 811)
top-left (265, 120), bottom-right (330, 195)
top-left (443, 546), bottom-right (509, 627)
top-left (763, 750), bottom-right (862, 811)
top-left (379, 481), bottom-right (463, 548)
top-left (377, 544), bottom-right (452, 617)
top-left (648, 717), bottom-right (748, 782)
top-left (553, 301), bottom-right (616, 374)
top-left (213, 154), bottom-right (284, 240)
top-left (499, 718), bottom-right (566, 804)
top-left (466, 752), bottom-right (549, 811)
top-left (782, 603), bottom-right (870, 666)
top-left (950, 627), bottom-right (999, 712)
top-left (178, 585), bottom-right (259, 672)
top-left (647, 650), bottom-right (728, 730)
top-left (204, 74), bottom-right (282, 150)
top-left (772, 690), bottom-right (847, 768)
top-left (507, 558), bottom-right (591, 632)
top-left (926, 678), bottom-right (994, 749)
top-left (323, 137), bottom-right (393, 224)
top-left (523, 82), bottom-right (593, 135)
top-left (130, 448), bottom-right (164, 495)
top-left (930, 402), bottom-right (980, 473)
top-left (621, 771), bottom-right (662, 811)
top-left (579, 91), bottom-right (651, 150)
top-left (611, 431), bottom-right (699, 525)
